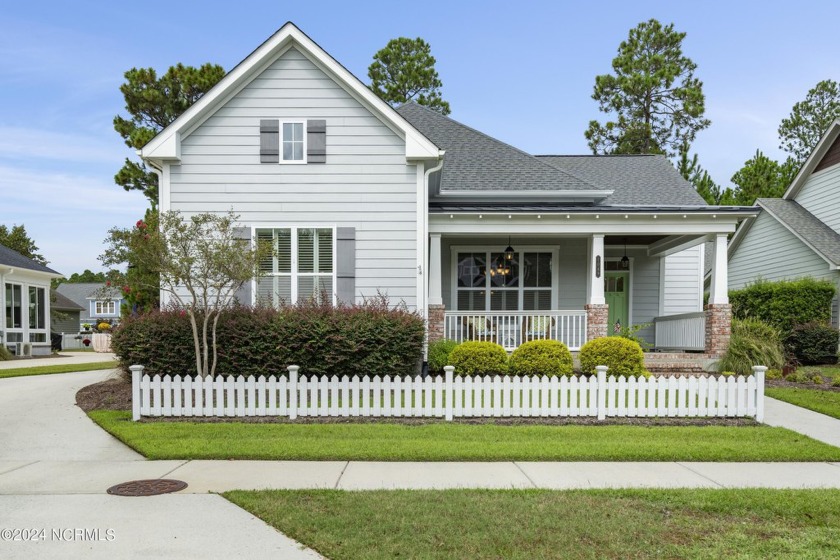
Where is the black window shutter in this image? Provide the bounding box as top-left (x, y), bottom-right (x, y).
top-left (307, 119), bottom-right (326, 163)
top-left (232, 227), bottom-right (253, 304)
top-left (336, 227), bottom-right (355, 304)
top-left (260, 120), bottom-right (279, 163)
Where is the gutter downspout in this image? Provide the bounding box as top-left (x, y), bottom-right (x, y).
top-left (422, 155), bottom-right (444, 359)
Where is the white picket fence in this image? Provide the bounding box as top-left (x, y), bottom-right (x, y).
top-left (130, 365), bottom-right (766, 422)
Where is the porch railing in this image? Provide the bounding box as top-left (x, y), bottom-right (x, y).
top-left (443, 310), bottom-right (587, 351)
top-left (654, 312), bottom-right (706, 351)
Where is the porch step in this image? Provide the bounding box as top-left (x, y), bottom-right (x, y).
top-left (644, 352), bottom-right (716, 374)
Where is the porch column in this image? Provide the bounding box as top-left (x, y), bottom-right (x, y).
top-left (585, 234), bottom-right (609, 341)
top-left (705, 233), bottom-right (731, 356)
top-left (427, 233), bottom-right (445, 344)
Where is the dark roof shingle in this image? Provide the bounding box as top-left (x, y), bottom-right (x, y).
top-left (537, 155), bottom-right (706, 205)
top-left (396, 103), bottom-right (599, 193)
top-left (0, 244), bottom-right (60, 275)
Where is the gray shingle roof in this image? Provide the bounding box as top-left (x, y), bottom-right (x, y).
top-left (395, 102), bottom-right (600, 193)
top-left (537, 155), bottom-right (707, 205)
top-left (55, 283), bottom-right (119, 307)
top-left (51, 289), bottom-right (84, 311)
top-left (757, 198), bottom-right (840, 266)
top-left (0, 243), bottom-right (60, 275)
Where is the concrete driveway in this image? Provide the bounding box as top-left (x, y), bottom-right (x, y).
top-left (0, 370), bottom-right (322, 560)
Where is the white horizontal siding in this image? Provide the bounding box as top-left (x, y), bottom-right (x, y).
top-left (729, 211), bottom-right (836, 289)
top-left (795, 164), bottom-right (840, 232)
top-left (170, 46), bottom-right (418, 307)
top-left (662, 246), bottom-right (703, 315)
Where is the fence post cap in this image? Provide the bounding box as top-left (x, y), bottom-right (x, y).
top-left (595, 365), bottom-right (609, 373)
top-left (287, 365), bottom-right (300, 372)
top-left (751, 365), bottom-right (768, 373)
top-left (443, 365), bottom-right (455, 373)
top-left (128, 364), bottom-right (145, 372)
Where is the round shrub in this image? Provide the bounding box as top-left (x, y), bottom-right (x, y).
top-left (448, 341), bottom-right (508, 376)
top-left (579, 336), bottom-right (644, 377)
top-left (428, 339), bottom-right (459, 374)
top-left (786, 322), bottom-right (839, 365)
top-left (508, 340), bottom-right (573, 377)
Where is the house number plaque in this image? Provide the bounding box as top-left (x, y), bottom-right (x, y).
top-left (596, 256), bottom-right (601, 278)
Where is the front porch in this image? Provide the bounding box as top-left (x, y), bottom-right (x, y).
top-left (426, 215), bottom-right (736, 357)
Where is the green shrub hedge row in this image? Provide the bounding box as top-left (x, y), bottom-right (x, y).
top-left (111, 300), bottom-right (425, 378)
top-left (730, 278), bottom-right (835, 333)
top-left (438, 338), bottom-right (644, 378)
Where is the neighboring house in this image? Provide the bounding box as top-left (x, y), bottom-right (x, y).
top-left (139, 22), bottom-right (758, 356)
top-left (50, 290), bottom-right (84, 334)
top-left (729, 119), bottom-right (840, 327)
top-left (54, 283), bottom-right (124, 329)
top-left (0, 243), bottom-right (63, 356)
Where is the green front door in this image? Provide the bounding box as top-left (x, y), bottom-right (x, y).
top-left (605, 272), bottom-right (629, 335)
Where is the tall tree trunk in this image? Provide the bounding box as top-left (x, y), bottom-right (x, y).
top-left (201, 313), bottom-right (210, 377)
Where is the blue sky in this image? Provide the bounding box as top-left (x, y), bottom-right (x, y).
top-left (1, 0), bottom-right (838, 274)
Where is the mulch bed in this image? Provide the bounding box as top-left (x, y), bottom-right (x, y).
top-left (75, 378), bottom-right (757, 426)
top-left (767, 379), bottom-right (840, 393)
top-left (77, 378), bottom-right (133, 412)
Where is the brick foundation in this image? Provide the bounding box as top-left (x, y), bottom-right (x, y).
top-left (704, 303), bottom-right (732, 357)
top-left (584, 303), bottom-right (609, 341)
top-left (428, 304), bottom-right (446, 345)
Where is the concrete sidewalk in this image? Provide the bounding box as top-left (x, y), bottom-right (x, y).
top-left (0, 352), bottom-right (117, 370)
top-left (3, 459), bottom-right (840, 494)
top-left (763, 396), bottom-right (840, 448)
top-left (0, 369), bottom-right (324, 560)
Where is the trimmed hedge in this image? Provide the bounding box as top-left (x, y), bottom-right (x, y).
top-left (579, 337), bottom-right (645, 377)
top-left (508, 340), bottom-right (573, 377)
top-left (111, 300), bottom-right (425, 378)
top-left (716, 318), bottom-right (785, 375)
top-left (786, 322), bottom-right (839, 365)
top-left (448, 341), bottom-right (508, 376)
top-left (730, 278), bottom-right (835, 333)
top-left (427, 339), bottom-right (458, 374)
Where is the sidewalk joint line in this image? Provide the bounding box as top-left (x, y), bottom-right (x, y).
top-left (334, 461), bottom-right (350, 489)
top-left (675, 462), bottom-right (724, 488)
top-left (512, 462), bottom-right (538, 488)
top-left (0, 460), bottom-right (40, 477)
top-left (158, 460), bottom-right (190, 479)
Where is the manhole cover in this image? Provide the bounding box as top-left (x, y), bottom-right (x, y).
top-left (107, 479), bottom-right (188, 497)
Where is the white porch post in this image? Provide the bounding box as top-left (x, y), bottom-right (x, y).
top-left (429, 233), bottom-right (443, 306)
top-left (588, 234), bottom-right (605, 305)
top-left (708, 233), bottom-right (729, 305)
top-left (585, 234), bottom-right (608, 341)
top-left (706, 233), bottom-right (732, 356)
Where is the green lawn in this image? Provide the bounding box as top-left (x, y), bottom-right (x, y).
top-left (767, 387), bottom-right (840, 420)
top-left (88, 410), bottom-right (840, 461)
top-left (225, 488), bottom-right (840, 559)
top-left (0, 361), bottom-right (118, 379)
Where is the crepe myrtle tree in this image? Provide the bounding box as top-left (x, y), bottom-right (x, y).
top-left (100, 211), bottom-right (272, 377)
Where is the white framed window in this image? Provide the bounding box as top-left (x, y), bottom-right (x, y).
top-left (452, 247), bottom-right (557, 311)
top-left (95, 301), bottom-right (116, 315)
top-left (28, 286), bottom-right (46, 333)
top-left (5, 283), bottom-right (22, 329)
top-left (256, 227), bottom-right (335, 306)
top-left (281, 122), bottom-right (306, 163)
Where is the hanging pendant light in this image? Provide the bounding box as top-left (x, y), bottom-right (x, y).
top-left (621, 237), bottom-right (630, 269)
top-left (504, 236), bottom-right (515, 262)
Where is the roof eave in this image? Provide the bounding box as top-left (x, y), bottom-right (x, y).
top-left (783, 119), bottom-right (840, 200)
